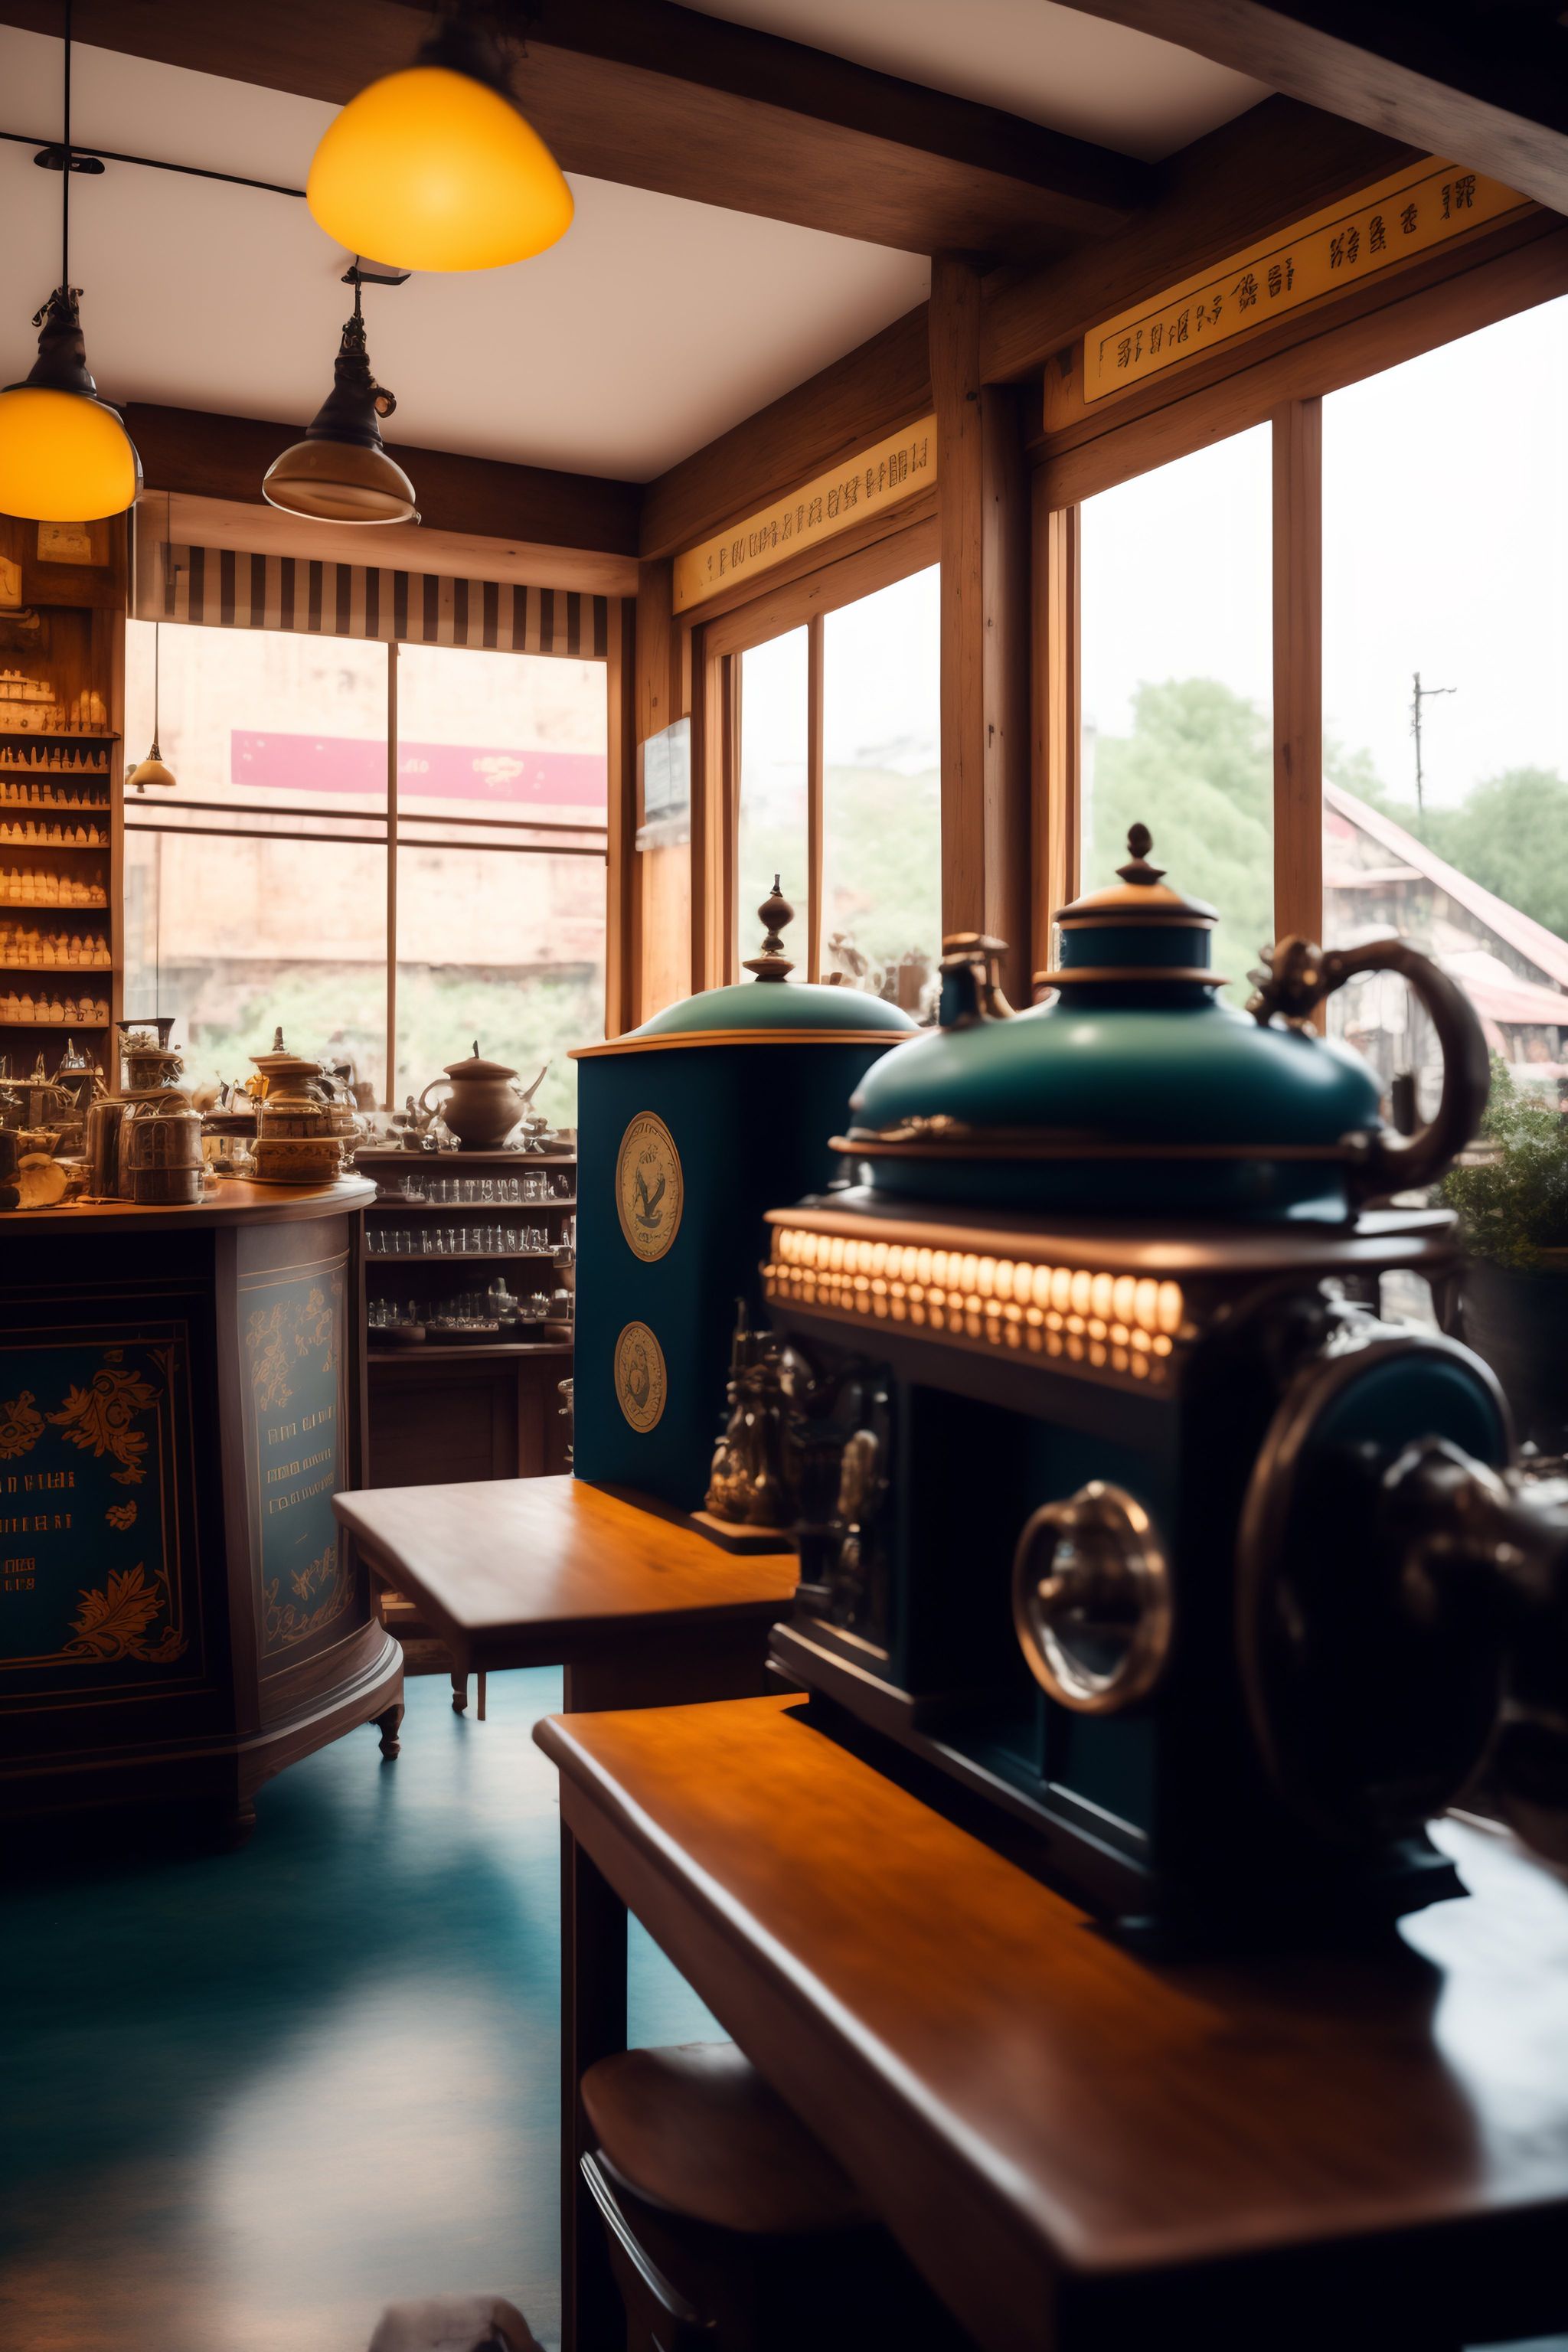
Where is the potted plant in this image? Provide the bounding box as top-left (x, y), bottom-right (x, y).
top-left (1439, 1057), bottom-right (1568, 1451)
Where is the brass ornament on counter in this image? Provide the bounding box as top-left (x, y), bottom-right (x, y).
top-left (613, 1321), bottom-right (667, 1433)
top-left (704, 1302), bottom-right (791, 1528)
top-left (615, 1111), bottom-right (683, 1263)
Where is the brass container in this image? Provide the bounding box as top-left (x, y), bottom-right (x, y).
top-left (119, 1090), bottom-right (204, 1206)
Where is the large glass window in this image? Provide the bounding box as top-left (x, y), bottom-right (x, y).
top-left (822, 565), bottom-right (940, 1012)
top-left (1322, 296), bottom-right (1568, 1110)
top-left (1080, 426), bottom-right (1274, 1001)
top-left (122, 623), bottom-right (607, 1119)
top-left (735, 629), bottom-right (809, 960)
top-left (731, 560), bottom-right (941, 1008)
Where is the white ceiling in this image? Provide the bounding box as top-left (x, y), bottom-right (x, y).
top-left (684, 0), bottom-right (1269, 161)
top-left (0, 25), bottom-right (929, 484)
top-left (0, 10), bottom-right (1267, 491)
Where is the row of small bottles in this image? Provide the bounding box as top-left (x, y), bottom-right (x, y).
top-left (0, 820), bottom-right (107, 847)
top-left (0, 922), bottom-right (110, 968)
top-left (0, 867), bottom-right (106, 906)
top-left (0, 782), bottom-right (108, 808)
top-left (0, 745), bottom-right (109, 773)
top-left (0, 991), bottom-right (109, 1025)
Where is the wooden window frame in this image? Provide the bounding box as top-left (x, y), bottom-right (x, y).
top-left (687, 511), bottom-right (939, 990)
top-left (1036, 218), bottom-right (1568, 965)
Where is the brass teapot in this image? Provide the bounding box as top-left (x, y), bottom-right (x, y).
top-left (418, 1044), bottom-right (547, 1152)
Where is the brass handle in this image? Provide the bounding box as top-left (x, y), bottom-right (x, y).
top-left (1249, 935), bottom-right (1490, 1200)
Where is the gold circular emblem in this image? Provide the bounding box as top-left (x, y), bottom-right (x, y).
top-left (616, 1111), bottom-right (683, 1263)
top-left (613, 1321), bottom-right (667, 1433)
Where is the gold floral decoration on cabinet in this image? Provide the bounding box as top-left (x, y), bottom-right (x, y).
top-left (246, 1282), bottom-right (341, 1413)
top-left (0, 1390), bottom-right (44, 1459)
top-left (47, 1351), bottom-right (164, 1485)
top-left (263, 1543), bottom-right (352, 1651)
top-left (67, 1563), bottom-right (188, 1664)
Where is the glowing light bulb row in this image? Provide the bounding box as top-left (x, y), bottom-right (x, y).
top-left (764, 1227), bottom-right (1188, 1387)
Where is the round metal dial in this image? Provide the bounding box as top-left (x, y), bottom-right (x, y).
top-left (1011, 1481), bottom-right (1172, 1714)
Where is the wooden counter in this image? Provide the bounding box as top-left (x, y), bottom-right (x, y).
top-left (0, 1175), bottom-right (400, 1838)
top-left (539, 1693), bottom-right (1568, 2352)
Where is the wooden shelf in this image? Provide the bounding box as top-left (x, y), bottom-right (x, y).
top-left (0, 728), bottom-right (118, 741)
top-left (370, 1194), bottom-right (575, 1212)
top-left (0, 838), bottom-right (108, 851)
top-left (0, 1018), bottom-right (108, 1029)
top-left (0, 901), bottom-right (108, 914)
top-left (368, 1339), bottom-right (573, 1364)
top-left (0, 962), bottom-right (112, 973)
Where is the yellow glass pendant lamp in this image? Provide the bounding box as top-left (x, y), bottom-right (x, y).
top-left (0, 7), bottom-right (139, 521)
top-left (262, 277), bottom-right (419, 526)
top-left (307, 13), bottom-right (573, 274)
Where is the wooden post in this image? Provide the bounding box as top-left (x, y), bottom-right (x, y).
top-left (634, 558), bottom-right (694, 1017)
top-left (1031, 484), bottom-right (1080, 983)
top-left (932, 258), bottom-right (1032, 1004)
top-left (806, 612), bottom-right (824, 982)
top-left (605, 596), bottom-right (638, 1037)
top-left (1272, 397), bottom-right (1323, 950)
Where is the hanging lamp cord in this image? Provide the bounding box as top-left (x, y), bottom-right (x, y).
top-left (60, 0), bottom-right (71, 287)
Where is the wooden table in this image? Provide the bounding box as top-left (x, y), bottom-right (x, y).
top-left (332, 1475), bottom-right (796, 1717)
top-left (537, 1692), bottom-right (1568, 2352)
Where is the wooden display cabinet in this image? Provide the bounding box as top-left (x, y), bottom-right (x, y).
top-left (357, 1145), bottom-right (575, 1488)
top-left (0, 514), bottom-right (124, 1094)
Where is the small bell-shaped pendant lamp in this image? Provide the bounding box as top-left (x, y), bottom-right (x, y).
top-left (0, 5), bottom-right (139, 522)
top-left (307, 5), bottom-right (573, 275)
top-left (128, 501), bottom-right (175, 795)
top-left (261, 273), bottom-right (418, 524)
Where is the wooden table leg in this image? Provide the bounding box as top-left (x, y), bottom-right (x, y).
top-left (560, 1821), bottom-right (629, 2352)
top-left (477, 1669), bottom-right (487, 1722)
top-left (451, 1668), bottom-right (468, 1714)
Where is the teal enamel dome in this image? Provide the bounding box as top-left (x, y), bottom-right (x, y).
top-left (851, 996), bottom-right (1380, 1145)
top-left (841, 828), bottom-right (1389, 1223)
top-left (634, 978), bottom-right (916, 1038)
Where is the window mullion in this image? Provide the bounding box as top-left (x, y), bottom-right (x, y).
top-left (386, 639), bottom-right (398, 1111)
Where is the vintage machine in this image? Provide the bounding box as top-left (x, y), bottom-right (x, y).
top-left (764, 828), bottom-right (1568, 1939)
top-left (573, 882), bottom-right (916, 1514)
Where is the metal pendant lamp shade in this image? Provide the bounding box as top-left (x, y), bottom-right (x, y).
top-left (262, 292), bottom-right (418, 526)
top-left (305, 16), bottom-right (573, 274)
top-left (126, 743), bottom-right (176, 793)
top-left (0, 9), bottom-right (139, 523)
top-left (129, 531), bottom-right (176, 791)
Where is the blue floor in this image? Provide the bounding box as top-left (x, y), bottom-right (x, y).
top-left (1, 1670), bottom-right (718, 2352)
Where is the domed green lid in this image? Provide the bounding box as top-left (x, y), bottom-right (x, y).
top-left (841, 826), bottom-right (1385, 1223)
top-left (625, 878), bottom-right (918, 1042)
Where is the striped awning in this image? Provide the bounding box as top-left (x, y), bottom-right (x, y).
top-left (136, 541), bottom-right (609, 660)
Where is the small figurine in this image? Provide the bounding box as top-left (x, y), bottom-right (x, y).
top-left (704, 1300), bottom-right (792, 1528)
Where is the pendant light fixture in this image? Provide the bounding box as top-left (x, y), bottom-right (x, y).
top-left (261, 270), bottom-right (419, 525)
top-left (127, 493), bottom-right (177, 795)
top-left (306, 4), bottom-right (573, 274)
top-left (0, 0), bottom-right (139, 522)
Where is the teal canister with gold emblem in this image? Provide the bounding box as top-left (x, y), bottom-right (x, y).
top-left (571, 883), bottom-right (916, 1511)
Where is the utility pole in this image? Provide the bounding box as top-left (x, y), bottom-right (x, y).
top-left (1410, 670), bottom-right (1456, 820)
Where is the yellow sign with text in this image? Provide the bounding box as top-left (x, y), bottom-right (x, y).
top-left (673, 416), bottom-right (936, 613)
top-left (1083, 158), bottom-right (1528, 404)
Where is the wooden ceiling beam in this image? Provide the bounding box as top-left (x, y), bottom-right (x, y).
top-left (1053, 2), bottom-right (1568, 216)
top-left (0, 0), bottom-right (1151, 262)
top-left (124, 402), bottom-right (642, 557)
top-left (981, 96), bottom-right (1422, 383)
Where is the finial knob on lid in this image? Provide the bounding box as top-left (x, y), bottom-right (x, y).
top-left (1116, 825), bottom-right (1167, 887)
top-left (743, 875), bottom-right (795, 983)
